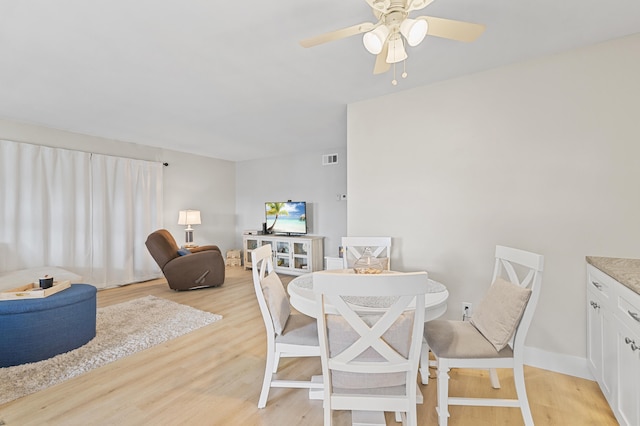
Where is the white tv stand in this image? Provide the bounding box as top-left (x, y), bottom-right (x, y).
top-left (243, 234), bottom-right (324, 276)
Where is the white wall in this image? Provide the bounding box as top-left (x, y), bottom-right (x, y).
top-left (347, 33), bottom-right (640, 372)
top-left (161, 150), bottom-right (236, 254)
top-left (235, 147), bottom-right (347, 259)
top-left (0, 118), bottom-right (237, 269)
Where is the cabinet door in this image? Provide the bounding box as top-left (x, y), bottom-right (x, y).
top-left (292, 241), bottom-right (310, 271)
top-left (615, 317), bottom-right (640, 426)
top-left (244, 238), bottom-right (259, 269)
top-left (602, 310), bottom-right (616, 403)
top-left (245, 238), bottom-right (258, 251)
top-left (587, 289), bottom-right (615, 401)
top-left (587, 290), bottom-right (604, 381)
top-left (274, 240), bottom-right (291, 269)
top-left (275, 241), bottom-right (290, 255)
top-left (293, 241), bottom-right (308, 256)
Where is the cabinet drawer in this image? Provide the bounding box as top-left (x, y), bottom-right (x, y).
top-left (587, 265), bottom-right (614, 302)
top-left (616, 284), bottom-right (640, 333)
top-left (587, 287), bottom-right (607, 311)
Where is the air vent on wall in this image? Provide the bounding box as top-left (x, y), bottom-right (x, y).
top-left (322, 153), bottom-right (339, 166)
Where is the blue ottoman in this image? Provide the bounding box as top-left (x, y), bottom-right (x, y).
top-left (0, 284), bottom-right (97, 367)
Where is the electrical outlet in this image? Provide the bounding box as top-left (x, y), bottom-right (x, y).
top-left (461, 302), bottom-right (472, 321)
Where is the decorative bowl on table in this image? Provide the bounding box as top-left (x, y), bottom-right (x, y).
top-left (353, 247), bottom-right (384, 274)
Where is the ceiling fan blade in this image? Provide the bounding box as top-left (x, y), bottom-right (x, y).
top-left (418, 16), bottom-right (485, 42)
top-left (373, 42), bottom-right (390, 75)
top-left (300, 22), bottom-right (375, 48)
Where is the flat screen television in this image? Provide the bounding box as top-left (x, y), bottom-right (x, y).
top-left (265, 201), bottom-right (307, 235)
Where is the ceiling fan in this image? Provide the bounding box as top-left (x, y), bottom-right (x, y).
top-left (300, 0), bottom-right (485, 84)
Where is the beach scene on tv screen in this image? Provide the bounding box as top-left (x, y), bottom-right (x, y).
top-left (265, 202), bottom-right (306, 234)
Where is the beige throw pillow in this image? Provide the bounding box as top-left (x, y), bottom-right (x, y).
top-left (470, 277), bottom-right (532, 351)
top-left (260, 272), bottom-right (291, 335)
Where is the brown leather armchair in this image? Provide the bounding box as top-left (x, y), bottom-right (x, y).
top-left (145, 229), bottom-right (225, 290)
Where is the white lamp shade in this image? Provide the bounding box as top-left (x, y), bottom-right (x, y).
top-left (386, 35), bottom-right (407, 63)
top-left (400, 18), bottom-right (428, 46)
top-left (363, 25), bottom-right (390, 55)
top-left (178, 210), bottom-right (201, 226)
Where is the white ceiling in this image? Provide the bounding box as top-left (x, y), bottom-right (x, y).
top-left (1, 1), bottom-right (639, 162)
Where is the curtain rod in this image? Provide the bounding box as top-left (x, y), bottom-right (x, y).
top-left (3, 139), bottom-right (170, 167)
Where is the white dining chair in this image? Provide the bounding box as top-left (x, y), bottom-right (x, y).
top-left (341, 236), bottom-right (392, 270)
top-left (313, 270), bottom-right (428, 426)
top-left (423, 245), bottom-right (544, 426)
top-left (251, 244), bottom-right (322, 408)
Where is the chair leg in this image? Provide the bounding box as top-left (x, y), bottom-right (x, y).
top-left (324, 400), bottom-right (332, 426)
top-left (513, 363), bottom-right (534, 426)
top-left (258, 349), bottom-right (275, 408)
top-left (436, 360), bottom-right (450, 426)
top-left (419, 338), bottom-right (430, 384)
top-left (406, 406), bottom-right (417, 426)
top-left (273, 351), bottom-right (281, 373)
top-left (489, 368), bottom-right (501, 389)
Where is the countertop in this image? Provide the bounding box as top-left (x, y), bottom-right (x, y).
top-left (586, 256), bottom-right (640, 295)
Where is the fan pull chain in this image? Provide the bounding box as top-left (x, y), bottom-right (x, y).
top-left (391, 60), bottom-right (408, 85)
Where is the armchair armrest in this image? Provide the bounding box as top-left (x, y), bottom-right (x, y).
top-left (190, 245), bottom-right (222, 254)
top-left (163, 250), bottom-right (225, 290)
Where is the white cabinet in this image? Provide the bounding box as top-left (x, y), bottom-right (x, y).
top-left (613, 284), bottom-right (640, 426)
top-left (586, 264), bottom-right (640, 426)
top-left (243, 234), bottom-right (324, 276)
top-left (586, 267), bottom-right (615, 403)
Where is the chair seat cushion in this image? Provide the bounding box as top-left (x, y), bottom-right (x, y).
top-left (424, 319), bottom-right (513, 359)
top-left (276, 313), bottom-right (318, 346)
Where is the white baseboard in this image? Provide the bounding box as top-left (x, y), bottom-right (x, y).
top-left (524, 346), bottom-right (593, 380)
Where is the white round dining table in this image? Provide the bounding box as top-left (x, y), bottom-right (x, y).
top-left (287, 269), bottom-right (449, 321)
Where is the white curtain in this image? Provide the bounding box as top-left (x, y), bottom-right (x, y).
top-left (90, 153), bottom-right (163, 287)
top-left (0, 140), bottom-right (163, 289)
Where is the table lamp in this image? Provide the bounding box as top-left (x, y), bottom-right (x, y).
top-left (178, 209), bottom-right (201, 247)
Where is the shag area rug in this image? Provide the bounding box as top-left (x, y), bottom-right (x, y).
top-left (0, 295), bottom-right (222, 405)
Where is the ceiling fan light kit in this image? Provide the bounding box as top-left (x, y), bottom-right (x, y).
top-left (386, 35), bottom-right (408, 63)
top-left (363, 26), bottom-right (390, 54)
top-left (300, 0), bottom-right (485, 85)
top-left (400, 18), bottom-right (428, 46)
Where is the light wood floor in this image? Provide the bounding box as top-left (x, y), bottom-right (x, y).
top-left (0, 267), bottom-right (617, 425)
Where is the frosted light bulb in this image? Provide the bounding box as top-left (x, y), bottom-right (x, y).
top-left (363, 26), bottom-right (390, 55)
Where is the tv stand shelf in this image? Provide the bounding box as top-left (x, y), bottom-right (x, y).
top-left (243, 234), bottom-right (324, 276)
